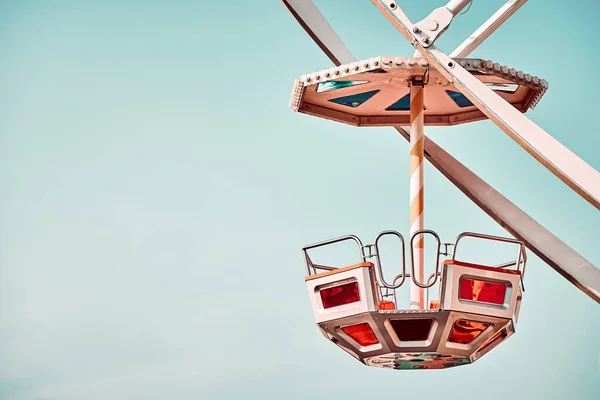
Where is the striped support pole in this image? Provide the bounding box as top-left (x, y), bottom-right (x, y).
top-left (409, 81), bottom-right (425, 310)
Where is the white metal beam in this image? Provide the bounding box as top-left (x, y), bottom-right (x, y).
top-left (411, 1), bottom-right (471, 49)
top-left (372, 0), bottom-right (600, 212)
top-left (281, 0), bottom-right (600, 303)
top-left (446, 0), bottom-right (472, 16)
top-left (281, 0), bottom-right (355, 66)
top-left (451, 0), bottom-right (527, 58)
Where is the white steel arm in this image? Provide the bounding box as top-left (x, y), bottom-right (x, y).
top-left (281, 0), bottom-right (355, 66)
top-left (372, 0), bottom-right (600, 212)
top-left (281, 0), bottom-right (600, 303)
top-left (446, 0), bottom-right (472, 16)
top-left (413, 0), bottom-right (472, 57)
top-left (411, 0), bottom-right (472, 47)
top-left (451, 0), bottom-right (527, 58)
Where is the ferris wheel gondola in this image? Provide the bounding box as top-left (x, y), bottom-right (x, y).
top-left (283, 0), bottom-right (600, 371)
top-left (303, 231), bottom-right (526, 369)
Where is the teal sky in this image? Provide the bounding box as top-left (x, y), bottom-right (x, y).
top-left (1, 1), bottom-right (599, 399)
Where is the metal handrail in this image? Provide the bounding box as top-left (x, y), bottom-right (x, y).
top-left (426, 272), bottom-right (440, 286)
top-left (391, 273), bottom-right (411, 309)
top-left (301, 230), bottom-right (529, 306)
top-left (452, 232), bottom-right (527, 266)
top-left (495, 260), bottom-right (525, 269)
top-left (302, 235), bottom-right (365, 275)
top-left (452, 231), bottom-right (527, 290)
top-left (374, 230), bottom-right (407, 289)
top-left (426, 271), bottom-right (442, 309)
top-left (452, 231), bottom-right (527, 279)
top-left (389, 271), bottom-right (442, 310)
top-left (410, 229), bottom-right (442, 289)
top-left (312, 264), bottom-right (337, 271)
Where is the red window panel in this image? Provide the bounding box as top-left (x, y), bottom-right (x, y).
top-left (341, 323), bottom-right (379, 346)
top-left (459, 278), bottom-right (507, 305)
top-left (320, 282), bottom-right (360, 309)
top-left (448, 320), bottom-right (490, 344)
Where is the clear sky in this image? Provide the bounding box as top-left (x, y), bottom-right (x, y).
top-left (1, 1), bottom-right (599, 399)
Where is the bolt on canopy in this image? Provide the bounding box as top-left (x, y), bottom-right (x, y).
top-left (290, 56), bottom-right (547, 127)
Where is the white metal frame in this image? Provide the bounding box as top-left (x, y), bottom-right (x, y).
top-left (281, 0), bottom-right (600, 304)
top-left (305, 265), bottom-right (378, 323)
top-left (414, 0), bottom-right (527, 57)
top-left (441, 263), bottom-right (522, 320)
top-left (373, 0), bottom-right (600, 211)
top-left (450, 0), bottom-right (527, 58)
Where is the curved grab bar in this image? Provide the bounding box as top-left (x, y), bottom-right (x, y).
top-left (302, 235), bottom-right (365, 275)
top-left (410, 229), bottom-right (442, 289)
top-left (391, 273), bottom-right (411, 309)
top-left (426, 272), bottom-right (440, 286)
top-left (452, 231), bottom-right (528, 290)
top-left (374, 230), bottom-right (407, 289)
top-left (302, 234), bottom-right (365, 252)
top-left (452, 231), bottom-right (527, 275)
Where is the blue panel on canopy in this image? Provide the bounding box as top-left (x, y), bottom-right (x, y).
top-left (446, 90), bottom-right (474, 108)
top-left (329, 90), bottom-right (380, 108)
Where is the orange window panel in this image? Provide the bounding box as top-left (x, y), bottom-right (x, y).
top-left (459, 278), bottom-right (507, 305)
top-left (320, 282), bottom-right (360, 309)
top-left (448, 320), bottom-right (490, 344)
top-left (341, 323), bottom-right (379, 346)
